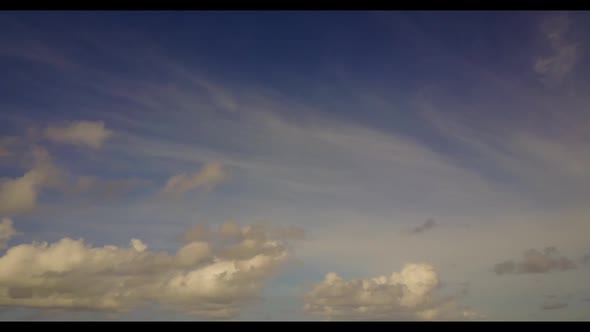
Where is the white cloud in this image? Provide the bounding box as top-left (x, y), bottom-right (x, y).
top-left (44, 120), bottom-right (113, 149)
top-left (0, 147), bottom-right (62, 216)
top-left (0, 218), bottom-right (16, 249)
top-left (304, 263), bottom-right (483, 320)
top-left (0, 221), bottom-right (297, 318)
top-left (162, 161), bottom-right (227, 195)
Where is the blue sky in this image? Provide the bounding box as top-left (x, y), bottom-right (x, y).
top-left (1, 11), bottom-right (590, 320)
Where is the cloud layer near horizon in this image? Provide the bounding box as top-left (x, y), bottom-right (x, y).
top-left (0, 221), bottom-right (299, 318)
top-left (304, 263), bottom-right (484, 320)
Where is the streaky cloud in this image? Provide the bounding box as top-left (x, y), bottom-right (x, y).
top-left (162, 161), bottom-right (227, 195)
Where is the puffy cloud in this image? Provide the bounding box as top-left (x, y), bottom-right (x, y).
top-left (44, 120), bottom-right (113, 149)
top-left (0, 221), bottom-right (298, 318)
top-left (494, 247), bottom-right (577, 275)
top-left (0, 147), bottom-right (62, 216)
top-left (162, 161), bottom-right (227, 195)
top-left (0, 218), bottom-right (16, 249)
top-left (304, 263), bottom-right (483, 321)
top-left (410, 219), bottom-right (437, 235)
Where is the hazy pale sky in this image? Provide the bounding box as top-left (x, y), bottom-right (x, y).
top-left (1, 11), bottom-right (590, 321)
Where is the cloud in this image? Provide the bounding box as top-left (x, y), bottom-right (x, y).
top-left (0, 218), bottom-right (16, 249)
top-left (541, 301), bottom-right (568, 310)
top-left (44, 120), bottom-right (113, 149)
top-left (410, 219), bottom-right (437, 234)
top-left (304, 263), bottom-right (483, 321)
top-left (0, 147), bottom-right (62, 216)
top-left (0, 137), bottom-right (19, 158)
top-left (162, 161), bottom-right (227, 195)
top-left (0, 221), bottom-right (298, 318)
top-left (494, 247), bottom-right (577, 275)
top-left (420, 98), bottom-right (590, 208)
top-left (180, 224), bottom-right (212, 244)
top-left (533, 13), bottom-right (579, 85)
top-left (583, 254), bottom-right (590, 264)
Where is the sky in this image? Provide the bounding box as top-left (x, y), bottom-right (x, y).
top-left (1, 10), bottom-right (590, 321)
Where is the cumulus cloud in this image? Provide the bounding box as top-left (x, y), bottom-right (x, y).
top-left (0, 218), bottom-right (16, 249)
top-left (162, 161), bottom-right (227, 195)
top-left (494, 247), bottom-right (577, 275)
top-left (44, 120), bottom-right (113, 149)
top-left (533, 13), bottom-right (579, 85)
top-left (0, 147), bottom-right (62, 216)
top-left (410, 219), bottom-right (437, 235)
top-left (304, 263), bottom-right (484, 321)
top-left (0, 221), bottom-right (298, 318)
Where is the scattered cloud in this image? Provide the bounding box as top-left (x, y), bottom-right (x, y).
top-left (534, 13), bottom-right (579, 86)
top-left (162, 161), bottom-right (227, 195)
top-left (410, 219), bottom-right (437, 235)
top-left (0, 221), bottom-right (299, 318)
top-left (494, 247), bottom-right (577, 275)
top-left (0, 218), bottom-right (16, 249)
top-left (304, 263), bottom-right (484, 320)
top-left (44, 121), bottom-right (113, 149)
top-left (541, 301), bottom-right (568, 310)
top-left (0, 147), bottom-right (62, 216)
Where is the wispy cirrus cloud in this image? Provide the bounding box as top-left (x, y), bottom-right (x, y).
top-left (161, 161), bottom-right (227, 195)
top-left (533, 12), bottom-right (580, 86)
top-left (2, 12), bottom-right (590, 321)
